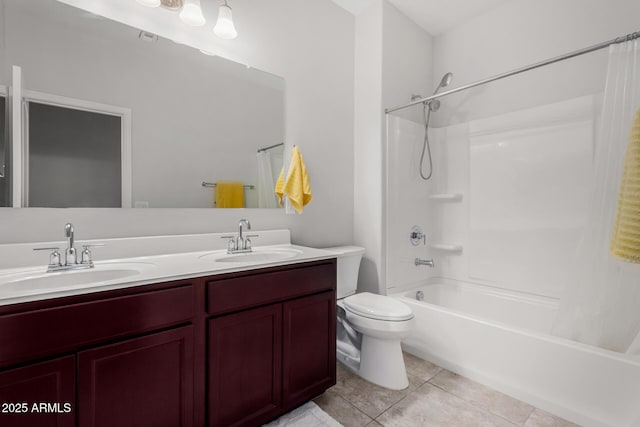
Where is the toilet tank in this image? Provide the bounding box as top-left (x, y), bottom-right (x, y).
top-left (325, 246), bottom-right (365, 299)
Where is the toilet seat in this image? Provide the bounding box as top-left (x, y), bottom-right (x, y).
top-left (343, 292), bottom-right (414, 321)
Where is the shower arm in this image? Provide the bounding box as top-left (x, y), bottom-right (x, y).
top-left (385, 30), bottom-right (640, 114)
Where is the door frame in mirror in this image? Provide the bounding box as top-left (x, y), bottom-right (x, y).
top-left (17, 88), bottom-right (132, 208)
top-left (0, 85), bottom-right (7, 180)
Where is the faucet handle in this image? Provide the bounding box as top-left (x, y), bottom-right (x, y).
top-left (33, 247), bottom-right (61, 267)
top-left (221, 236), bottom-right (237, 253)
top-left (243, 234), bottom-right (259, 251)
top-left (80, 244), bottom-right (104, 265)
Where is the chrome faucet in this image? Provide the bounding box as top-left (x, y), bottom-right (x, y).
top-left (65, 223), bottom-right (76, 265)
top-left (222, 219), bottom-right (258, 254)
top-left (415, 258), bottom-right (435, 267)
top-left (34, 223), bottom-right (103, 272)
top-left (236, 219), bottom-right (250, 250)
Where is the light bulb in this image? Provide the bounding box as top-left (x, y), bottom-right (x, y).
top-left (136, 0), bottom-right (161, 7)
top-left (180, 0), bottom-right (206, 26)
top-left (213, 3), bottom-right (237, 39)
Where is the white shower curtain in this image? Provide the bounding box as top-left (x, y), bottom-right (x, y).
top-left (257, 151), bottom-right (279, 208)
top-left (552, 39), bottom-right (640, 354)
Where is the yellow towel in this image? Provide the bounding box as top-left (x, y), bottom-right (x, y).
top-left (275, 167), bottom-right (284, 207)
top-left (610, 108), bottom-right (640, 263)
top-left (282, 146), bottom-right (313, 214)
top-left (215, 182), bottom-right (245, 208)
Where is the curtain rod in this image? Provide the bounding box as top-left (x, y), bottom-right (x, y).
top-left (257, 142), bottom-right (284, 153)
top-left (385, 30), bottom-right (640, 114)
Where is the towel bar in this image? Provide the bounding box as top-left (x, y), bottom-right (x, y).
top-left (201, 182), bottom-right (255, 190)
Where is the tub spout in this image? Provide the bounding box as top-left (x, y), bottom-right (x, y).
top-left (415, 258), bottom-right (435, 267)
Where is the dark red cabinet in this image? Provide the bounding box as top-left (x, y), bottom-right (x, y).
top-left (282, 291), bottom-right (336, 411)
top-left (0, 259), bottom-right (336, 427)
top-left (208, 304), bottom-right (282, 427)
top-left (0, 356), bottom-right (75, 427)
top-left (78, 326), bottom-right (194, 427)
top-left (207, 290), bottom-right (336, 427)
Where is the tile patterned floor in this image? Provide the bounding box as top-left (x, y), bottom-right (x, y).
top-left (314, 353), bottom-right (579, 427)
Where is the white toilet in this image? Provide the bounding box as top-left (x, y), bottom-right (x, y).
top-left (328, 246), bottom-right (415, 390)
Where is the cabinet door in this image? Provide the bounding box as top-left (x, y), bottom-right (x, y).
top-left (208, 304), bottom-right (282, 427)
top-left (282, 291), bottom-right (336, 410)
top-left (0, 356), bottom-right (75, 427)
top-left (78, 326), bottom-right (194, 427)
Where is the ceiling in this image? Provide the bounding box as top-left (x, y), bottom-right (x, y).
top-left (332, 0), bottom-right (511, 35)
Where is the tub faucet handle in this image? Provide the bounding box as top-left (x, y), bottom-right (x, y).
top-left (410, 225), bottom-right (426, 246)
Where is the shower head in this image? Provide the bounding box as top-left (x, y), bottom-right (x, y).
top-left (429, 72), bottom-right (453, 112)
top-left (437, 72), bottom-right (453, 91)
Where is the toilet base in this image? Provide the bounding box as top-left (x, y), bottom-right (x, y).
top-left (337, 335), bottom-right (409, 390)
top-left (358, 335), bottom-right (409, 390)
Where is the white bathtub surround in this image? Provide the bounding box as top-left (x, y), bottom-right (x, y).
top-left (553, 39), bottom-right (640, 354)
top-left (393, 279), bottom-right (640, 427)
top-left (385, 93), bottom-right (640, 427)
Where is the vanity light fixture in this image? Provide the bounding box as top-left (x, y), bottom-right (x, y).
top-left (180, 0), bottom-right (206, 26)
top-left (213, 0), bottom-right (238, 39)
top-left (136, 0), bottom-right (161, 7)
top-left (134, 0), bottom-right (238, 39)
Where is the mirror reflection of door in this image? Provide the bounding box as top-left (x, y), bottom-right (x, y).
top-left (25, 101), bottom-right (122, 208)
top-left (0, 95), bottom-right (8, 207)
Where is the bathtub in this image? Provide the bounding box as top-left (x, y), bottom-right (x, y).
top-left (392, 279), bottom-right (640, 427)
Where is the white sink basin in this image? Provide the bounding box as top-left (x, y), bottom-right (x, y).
top-left (200, 248), bottom-right (303, 263)
top-left (0, 262), bottom-right (156, 296)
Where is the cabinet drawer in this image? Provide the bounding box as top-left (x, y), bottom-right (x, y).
top-left (0, 285), bottom-right (194, 368)
top-left (207, 261), bottom-right (336, 316)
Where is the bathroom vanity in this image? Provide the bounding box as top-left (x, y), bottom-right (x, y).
top-left (0, 231), bottom-right (337, 427)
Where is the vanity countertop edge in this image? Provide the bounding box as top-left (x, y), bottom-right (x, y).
top-left (0, 229), bottom-right (340, 307)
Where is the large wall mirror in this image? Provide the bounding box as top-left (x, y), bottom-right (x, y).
top-left (0, 0), bottom-right (285, 208)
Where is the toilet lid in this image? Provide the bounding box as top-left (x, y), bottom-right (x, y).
top-left (343, 292), bottom-right (414, 321)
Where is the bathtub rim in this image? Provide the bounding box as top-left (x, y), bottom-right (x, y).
top-left (393, 280), bottom-right (640, 366)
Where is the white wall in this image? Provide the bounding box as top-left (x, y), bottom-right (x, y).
top-left (354, 0), bottom-right (433, 294)
top-left (0, 0), bottom-right (355, 246)
top-left (382, 2), bottom-right (434, 291)
top-left (385, 0), bottom-right (640, 297)
top-left (382, 1), bottom-right (433, 125)
top-left (354, 0), bottom-right (383, 293)
top-left (433, 0), bottom-right (640, 126)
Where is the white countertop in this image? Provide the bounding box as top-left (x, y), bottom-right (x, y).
top-left (0, 230), bottom-right (339, 306)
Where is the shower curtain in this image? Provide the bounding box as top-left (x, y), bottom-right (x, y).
top-left (257, 151), bottom-right (279, 208)
top-left (552, 39), bottom-right (640, 354)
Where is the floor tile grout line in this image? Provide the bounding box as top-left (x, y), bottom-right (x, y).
top-left (425, 366), bottom-right (535, 425)
top-left (330, 389), bottom-right (378, 425)
top-left (333, 365), bottom-right (434, 421)
top-left (426, 381), bottom-right (521, 426)
top-left (521, 408), bottom-right (536, 427)
top-left (371, 376), bottom-right (440, 424)
top-left (372, 392), bottom-right (414, 424)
